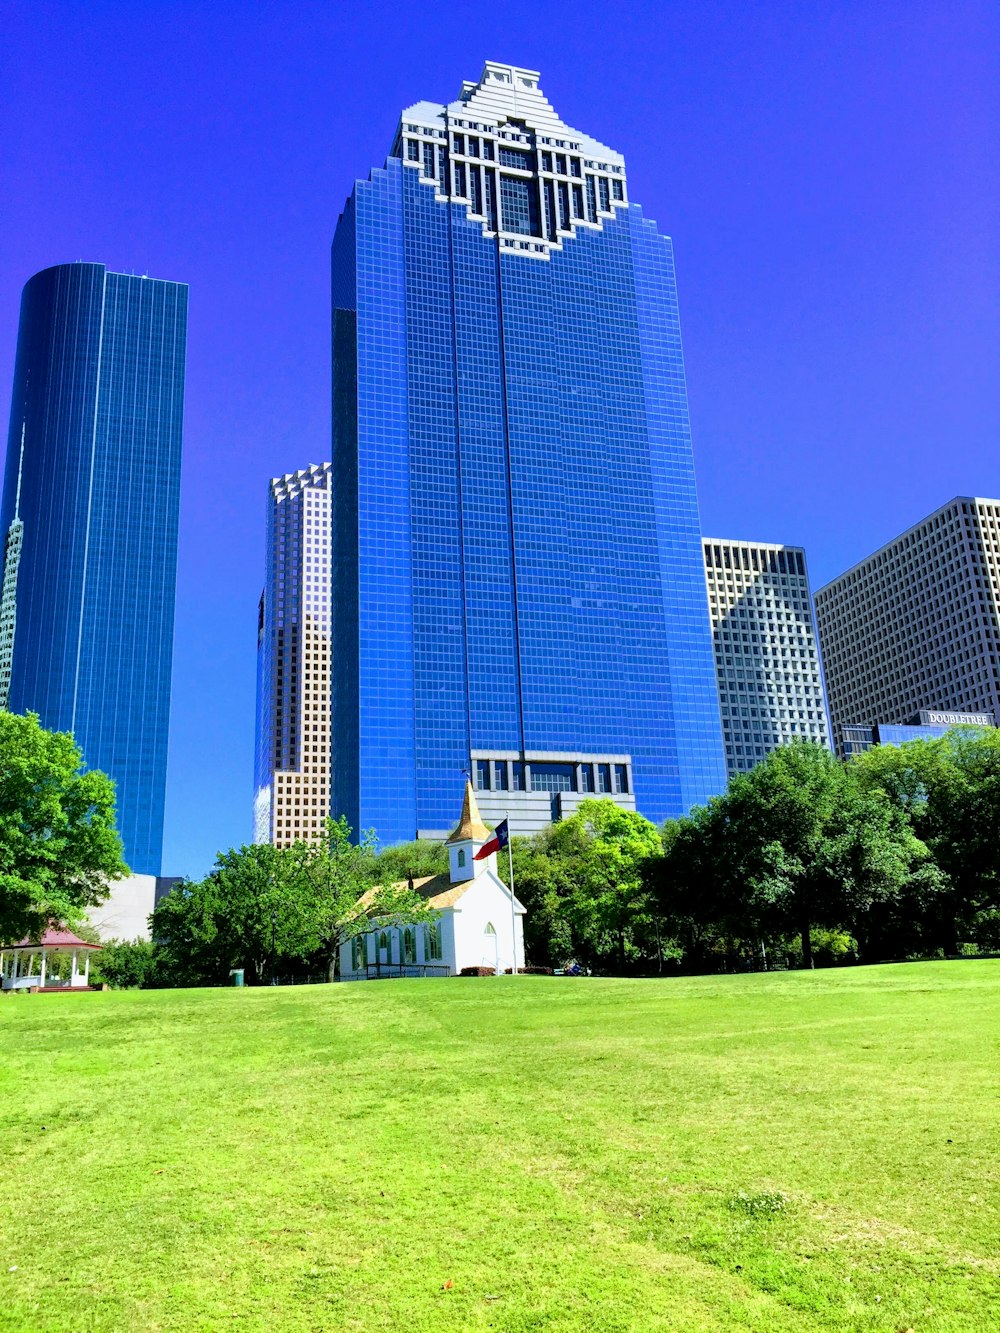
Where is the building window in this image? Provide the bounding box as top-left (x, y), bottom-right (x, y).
top-left (529, 763), bottom-right (577, 792)
top-left (457, 848), bottom-right (466, 867)
top-left (499, 146), bottom-right (532, 170)
top-left (475, 759), bottom-right (490, 790)
top-left (512, 762), bottom-right (525, 791)
top-left (484, 922), bottom-right (496, 936)
top-left (500, 175), bottom-right (538, 235)
top-left (351, 937), bottom-right (365, 971)
top-left (493, 761), bottom-right (509, 790)
top-left (614, 764), bottom-right (629, 794)
top-left (406, 139), bottom-right (420, 162)
top-left (580, 764), bottom-right (595, 792)
top-left (427, 923), bottom-right (442, 961)
top-left (379, 930), bottom-right (389, 963)
top-left (403, 928), bottom-right (416, 964)
top-left (612, 178), bottom-right (623, 200)
top-left (597, 763), bottom-right (612, 793)
top-left (423, 142), bottom-right (435, 178)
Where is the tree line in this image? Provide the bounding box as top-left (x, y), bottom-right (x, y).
top-left (514, 731), bottom-right (1000, 973)
top-left (3, 709), bottom-right (999, 986)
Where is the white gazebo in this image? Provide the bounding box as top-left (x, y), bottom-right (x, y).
top-left (0, 925), bottom-right (102, 992)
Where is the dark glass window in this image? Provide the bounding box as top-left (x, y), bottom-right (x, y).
top-left (483, 139), bottom-right (495, 160)
top-left (540, 151), bottom-right (552, 171)
top-left (570, 158), bottom-right (582, 177)
top-left (580, 764), bottom-right (595, 792)
top-left (572, 184), bottom-right (584, 218)
top-left (597, 763), bottom-right (612, 793)
top-left (558, 182), bottom-right (570, 229)
top-left (544, 180), bottom-right (557, 240)
top-left (555, 153), bottom-right (566, 174)
top-left (485, 170), bottom-right (498, 230)
top-left (406, 139), bottom-right (420, 162)
top-left (437, 145), bottom-right (447, 182)
top-left (454, 162), bottom-right (466, 197)
top-left (612, 178), bottom-right (623, 200)
top-left (468, 136), bottom-right (480, 157)
top-left (529, 763), bottom-right (577, 792)
top-left (475, 759), bottom-right (490, 790)
top-left (499, 146), bottom-right (533, 170)
top-left (493, 761), bottom-right (508, 790)
top-left (452, 133), bottom-right (465, 153)
top-left (598, 177), bottom-right (610, 211)
top-left (614, 764), bottom-right (628, 794)
top-left (586, 176), bottom-right (597, 221)
top-left (423, 142), bottom-right (435, 177)
top-left (501, 176), bottom-right (538, 235)
top-left (470, 165), bottom-right (483, 214)
top-left (512, 762), bottom-right (525, 791)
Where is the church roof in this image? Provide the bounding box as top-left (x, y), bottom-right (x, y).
top-left (445, 780), bottom-right (490, 844)
top-left (357, 873), bottom-right (473, 911)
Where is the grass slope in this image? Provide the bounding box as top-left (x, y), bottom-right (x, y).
top-left (1, 963), bottom-right (997, 1332)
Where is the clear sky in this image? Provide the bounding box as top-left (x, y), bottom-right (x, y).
top-left (2, 1), bottom-right (998, 878)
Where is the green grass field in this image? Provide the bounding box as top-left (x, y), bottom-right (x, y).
top-left (1, 963), bottom-right (997, 1332)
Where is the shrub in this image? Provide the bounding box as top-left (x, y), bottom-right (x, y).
top-left (458, 966), bottom-right (495, 977)
top-left (92, 938), bottom-right (167, 989)
top-left (503, 966), bottom-right (553, 975)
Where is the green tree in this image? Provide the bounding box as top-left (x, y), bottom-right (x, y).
top-left (372, 837), bottom-right (449, 885)
top-left (541, 800), bottom-right (662, 972)
top-left (153, 841), bottom-right (327, 985)
top-left (93, 938), bottom-right (166, 989)
top-left (295, 817), bottom-right (432, 978)
top-left (721, 743), bottom-right (926, 966)
top-left (0, 711), bottom-right (128, 943)
top-left (854, 728), bottom-right (1000, 952)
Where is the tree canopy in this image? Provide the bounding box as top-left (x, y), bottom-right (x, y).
top-left (0, 711), bottom-right (128, 943)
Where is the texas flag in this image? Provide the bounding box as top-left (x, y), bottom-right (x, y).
top-left (474, 818), bottom-right (509, 860)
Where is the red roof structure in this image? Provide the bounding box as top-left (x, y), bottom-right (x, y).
top-left (10, 925), bottom-right (102, 950)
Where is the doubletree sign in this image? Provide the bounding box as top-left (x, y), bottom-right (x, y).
top-left (920, 710), bottom-right (994, 728)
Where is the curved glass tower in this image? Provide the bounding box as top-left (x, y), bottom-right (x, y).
top-left (331, 63), bottom-right (726, 843)
top-left (1, 262), bottom-right (187, 874)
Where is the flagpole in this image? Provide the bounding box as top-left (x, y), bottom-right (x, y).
top-left (506, 810), bottom-right (518, 976)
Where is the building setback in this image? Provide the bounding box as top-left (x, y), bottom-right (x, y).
top-left (814, 497), bottom-right (1000, 753)
top-left (254, 464), bottom-right (333, 847)
top-left (703, 539), bottom-right (830, 777)
top-left (330, 61), bottom-right (726, 843)
top-left (0, 262), bottom-right (186, 875)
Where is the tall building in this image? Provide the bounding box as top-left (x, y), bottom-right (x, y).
top-left (815, 497), bottom-right (1000, 752)
top-left (330, 61), bottom-right (726, 843)
top-left (703, 539), bottom-right (830, 777)
top-left (1, 262), bottom-right (186, 875)
top-left (253, 464), bottom-right (333, 847)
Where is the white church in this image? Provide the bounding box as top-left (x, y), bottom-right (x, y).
top-left (339, 782), bottom-right (526, 979)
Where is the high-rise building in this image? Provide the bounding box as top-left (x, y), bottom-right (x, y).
top-left (253, 464), bottom-right (333, 847)
top-left (1, 262), bottom-right (186, 875)
top-left (703, 539), bottom-right (830, 777)
top-left (330, 61), bottom-right (726, 843)
top-left (815, 497), bottom-right (1000, 753)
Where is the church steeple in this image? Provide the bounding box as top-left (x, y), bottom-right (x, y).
top-left (446, 779), bottom-right (492, 882)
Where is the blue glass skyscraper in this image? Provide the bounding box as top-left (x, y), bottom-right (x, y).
top-left (1, 262), bottom-right (187, 874)
top-left (331, 63), bottom-right (725, 844)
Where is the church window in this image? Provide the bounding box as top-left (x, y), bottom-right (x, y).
top-left (484, 922), bottom-right (496, 936)
top-left (457, 848), bottom-right (466, 867)
top-left (427, 923), bottom-right (442, 961)
top-left (403, 928), bottom-right (416, 964)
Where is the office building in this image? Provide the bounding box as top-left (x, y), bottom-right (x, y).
top-left (840, 710), bottom-right (994, 757)
top-left (1, 262), bottom-right (186, 874)
top-left (253, 464), bottom-right (333, 846)
top-left (703, 539), bottom-right (830, 776)
top-left (815, 497), bottom-right (1000, 753)
top-left (330, 61), bottom-right (726, 842)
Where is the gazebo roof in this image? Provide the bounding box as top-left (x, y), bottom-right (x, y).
top-left (9, 925), bottom-right (102, 951)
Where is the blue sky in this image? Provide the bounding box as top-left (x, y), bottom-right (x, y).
top-left (2, 1), bottom-right (998, 877)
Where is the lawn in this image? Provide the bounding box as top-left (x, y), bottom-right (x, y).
top-left (0, 963), bottom-right (997, 1332)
